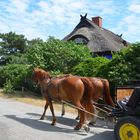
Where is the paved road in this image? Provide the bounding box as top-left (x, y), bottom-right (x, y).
top-left (0, 97), bottom-right (115, 140)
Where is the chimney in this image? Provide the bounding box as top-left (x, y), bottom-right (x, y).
top-left (92, 16), bottom-right (102, 27)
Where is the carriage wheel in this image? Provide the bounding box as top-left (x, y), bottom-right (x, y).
top-left (114, 116), bottom-right (140, 140)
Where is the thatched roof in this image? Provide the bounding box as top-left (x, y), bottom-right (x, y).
top-left (63, 14), bottom-right (128, 53)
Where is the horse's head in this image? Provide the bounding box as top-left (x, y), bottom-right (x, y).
top-left (32, 68), bottom-right (51, 85)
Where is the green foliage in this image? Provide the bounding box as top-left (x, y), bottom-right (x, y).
top-left (0, 64), bottom-right (30, 89)
top-left (3, 79), bottom-right (14, 94)
top-left (27, 38), bottom-right (44, 48)
top-left (72, 57), bottom-right (110, 76)
top-left (26, 39), bottom-right (46, 68)
top-left (8, 53), bottom-right (28, 64)
top-left (27, 37), bottom-right (92, 73)
top-left (0, 32), bottom-right (27, 53)
top-left (0, 32), bottom-right (27, 65)
top-left (97, 42), bottom-right (140, 86)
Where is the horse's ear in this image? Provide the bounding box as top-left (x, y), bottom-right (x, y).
top-left (33, 68), bottom-right (38, 71)
top-left (33, 67), bottom-right (37, 72)
top-left (34, 67), bottom-right (40, 72)
top-left (33, 68), bottom-right (41, 76)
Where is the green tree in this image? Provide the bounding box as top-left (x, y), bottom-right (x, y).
top-left (8, 53), bottom-right (28, 64)
top-left (0, 32), bottom-right (27, 64)
top-left (27, 38), bottom-right (44, 48)
top-left (27, 37), bottom-right (92, 73)
top-left (0, 32), bottom-right (27, 53)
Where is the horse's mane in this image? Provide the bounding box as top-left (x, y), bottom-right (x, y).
top-left (55, 74), bottom-right (72, 79)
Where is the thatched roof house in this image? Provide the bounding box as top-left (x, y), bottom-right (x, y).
top-left (63, 14), bottom-right (128, 57)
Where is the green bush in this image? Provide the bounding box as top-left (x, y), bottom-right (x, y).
top-left (0, 64), bottom-right (30, 89)
top-left (8, 53), bottom-right (28, 64)
top-left (0, 64), bottom-right (41, 94)
top-left (72, 57), bottom-right (110, 76)
top-left (27, 37), bottom-right (92, 73)
top-left (97, 42), bottom-right (140, 86)
top-left (3, 79), bottom-right (14, 94)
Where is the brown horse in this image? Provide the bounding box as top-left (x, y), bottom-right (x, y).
top-left (89, 77), bottom-right (114, 106)
top-left (61, 77), bottom-right (115, 122)
top-left (33, 68), bottom-right (95, 130)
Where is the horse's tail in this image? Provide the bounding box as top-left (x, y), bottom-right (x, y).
top-left (80, 77), bottom-right (94, 119)
top-left (102, 79), bottom-right (115, 107)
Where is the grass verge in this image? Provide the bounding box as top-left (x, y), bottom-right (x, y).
top-left (0, 88), bottom-right (77, 115)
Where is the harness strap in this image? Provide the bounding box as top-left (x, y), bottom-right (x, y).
top-left (57, 83), bottom-right (61, 101)
top-left (41, 75), bottom-right (71, 102)
top-left (46, 90), bottom-right (52, 103)
top-left (45, 77), bottom-right (62, 102)
top-left (40, 78), bottom-right (52, 103)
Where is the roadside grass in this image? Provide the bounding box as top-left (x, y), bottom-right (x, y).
top-left (0, 88), bottom-right (77, 115)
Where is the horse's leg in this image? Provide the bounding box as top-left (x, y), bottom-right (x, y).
top-left (76, 110), bottom-right (85, 130)
top-left (76, 106), bottom-right (91, 132)
top-left (88, 88), bottom-right (101, 125)
top-left (61, 103), bottom-right (65, 116)
top-left (49, 100), bottom-right (57, 125)
top-left (40, 99), bottom-right (49, 120)
top-left (73, 102), bottom-right (86, 130)
top-left (88, 106), bottom-right (97, 125)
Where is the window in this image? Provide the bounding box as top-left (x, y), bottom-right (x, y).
top-left (73, 37), bottom-right (88, 45)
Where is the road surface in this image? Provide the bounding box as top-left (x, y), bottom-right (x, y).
top-left (0, 97), bottom-right (115, 140)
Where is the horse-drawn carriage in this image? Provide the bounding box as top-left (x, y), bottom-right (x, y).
top-left (93, 82), bottom-right (140, 140)
top-left (33, 68), bottom-right (140, 140)
top-left (110, 84), bottom-right (140, 140)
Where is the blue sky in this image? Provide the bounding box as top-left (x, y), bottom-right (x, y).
top-left (0, 0), bottom-right (140, 43)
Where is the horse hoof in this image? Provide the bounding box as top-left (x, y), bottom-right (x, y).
top-left (75, 116), bottom-right (79, 120)
top-left (61, 113), bottom-right (65, 117)
top-left (51, 123), bottom-right (56, 126)
top-left (40, 117), bottom-right (44, 120)
top-left (51, 123), bottom-right (55, 126)
top-left (83, 124), bottom-right (90, 132)
top-left (51, 122), bottom-right (56, 126)
top-left (74, 126), bottom-right (80, 130)
top-left (84, 126), bottom-right (90, 133)
top-left (88, 121), bottom-right (95, 126)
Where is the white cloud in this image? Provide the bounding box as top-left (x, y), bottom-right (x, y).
top-left (111, 0), bottom-right (140, 42)
top-left (87, 0), bottom-right (118, 16)
top-left (111, 14), bottom-right (140, 42)
top-left (129, 4), bottom-right (140, 14)
top-left (6, 0), bottom-right (29, 14)
top-left (128, 0), bottom-right (140, 14)
top-left (0, 21), bottom-right (10, 32)
top-left (123, 15), bottom-right (140, 42)
top-left (0, 0), bottom-right (140, 42)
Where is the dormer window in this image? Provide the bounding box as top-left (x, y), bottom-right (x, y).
top-left (71, 35), bottom-right (88, 45)
top-left (74, 37), bottom-right (88, 45)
